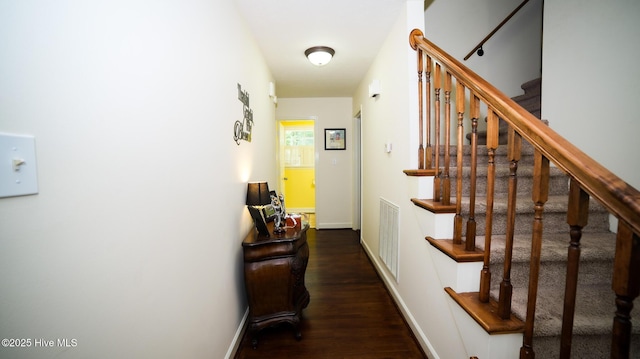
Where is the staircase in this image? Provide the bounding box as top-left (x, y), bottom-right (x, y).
top-left (449, 146), bottom-right (635, 358)
top-left (409, 29), bottom-right (640, 358)
top-left (415, 84), bottom-right (639, 357)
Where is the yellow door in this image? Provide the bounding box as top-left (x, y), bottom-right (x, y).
top-left (284, 167), bottom-right (315, 210)
top-left (278, 120), bottom-right (315, 213)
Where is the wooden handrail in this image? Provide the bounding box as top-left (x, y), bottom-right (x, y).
top-left (410, 28), bottom-right (640, 358)
top-left (463, 0), bottom-right (530, 61)
top-left (411, 29), bottom-right (640, 235)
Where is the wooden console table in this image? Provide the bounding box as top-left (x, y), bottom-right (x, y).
top-left (242, 221), bottom-right (310, 348)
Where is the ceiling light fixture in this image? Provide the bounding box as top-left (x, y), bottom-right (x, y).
top-left (304, 46), bottom-right (335, 66)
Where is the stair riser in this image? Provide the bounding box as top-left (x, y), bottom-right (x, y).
top-left (532, 334), bottom-right (640, 359)
top-left (489, 260), bottom-right (613, 290)
top-left (520, 78), bottom-right (542, 95)
top-left (462, 209), bottom-right (610, 236)
top-left (434, 143), bottom-right (537, 167)
top-left (442, 152), bottom-right (536, 167)
top-left (512, 95), bottom-right (541, 114)
top-left (445, 170), bottom-right (568, 197)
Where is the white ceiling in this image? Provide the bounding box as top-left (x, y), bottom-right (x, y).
top-left (235, 0), bottom-right (408, 98)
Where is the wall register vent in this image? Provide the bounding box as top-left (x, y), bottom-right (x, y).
top-left (379, 197), bottom-right (399, 282)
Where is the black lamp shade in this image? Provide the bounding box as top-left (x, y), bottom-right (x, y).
top-left (246, 182), bottom-right (271, 206)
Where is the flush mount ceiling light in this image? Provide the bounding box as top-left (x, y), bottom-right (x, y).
top-left (304, 46), bottom-right (335, 66)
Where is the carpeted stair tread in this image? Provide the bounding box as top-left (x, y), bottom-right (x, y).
top-left (475, 232), bottom-right (617, 290)
top-left (519, 78), bottom-right (542, 96)
top-left (456, 195), bottom-right (611, 235)
top-left (449, 164), bottom-right (567, 179)
top-left (493, 283), bottom-right (640, 337)
top-left (477, 226), bottom-right (631, 355)
top-left (446, 165), bottom-right (569, 196)
top-left (534, 334), bottom-right (640, 359)
top-left (462, 195), bottom-right (609, 215)
top-left (442, 144), bottom-right (537, 167)
top-left (475, 231), bottom-right (617, 264)
top-left (476, 229), bottom-right (621, 337)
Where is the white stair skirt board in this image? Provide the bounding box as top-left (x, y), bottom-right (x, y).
top-left (447, 295), bottom-right (522, 359)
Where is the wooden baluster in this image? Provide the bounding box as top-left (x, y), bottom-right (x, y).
top-left (520, 150), bottom-right (549, 359)
top-left (559, 179), bottom-right (590, 358)
top-left (443, 71), bottom-right (452, 208)
top-left (479, 109), bottom-right (499, 303)
top-left (611, 220), bottom-right (640, 359)
top-left (433, 63), bottom-right (442, 202)
top-left (425, 55), bottom-right (432, 169)
top-left (498, 127), bottom-right (521, 319)
top-left (452, 80), bottom-right (464, 243)
top-left (417, 49), bottom-right (424, 169)
top-left (465, 94), bottom-right (479, 251)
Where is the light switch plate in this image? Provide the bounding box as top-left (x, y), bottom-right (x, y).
top-left (0, 133), bottom-right (39, 198)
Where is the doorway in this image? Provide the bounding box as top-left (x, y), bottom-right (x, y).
top-left (277, 120), bottom-right (316, 222)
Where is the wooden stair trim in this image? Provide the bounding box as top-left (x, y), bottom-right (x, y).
top-left (411, 198), bottom-right (457, 213)
top-left (445, 287), bottom-right (525, 334)
top-left (403, 169), bottom-right (438, 177)
top-left (426, 237), bottom-right (484, 262)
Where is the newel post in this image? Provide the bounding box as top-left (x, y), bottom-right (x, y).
top-left (409, 29), bottom-right (426, 170)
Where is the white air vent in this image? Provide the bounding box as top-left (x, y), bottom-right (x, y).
top-left (379, 198), bottom-right (399, 281)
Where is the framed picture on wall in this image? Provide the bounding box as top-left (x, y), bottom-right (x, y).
top-left (324, 128), bottom-right (346, 150)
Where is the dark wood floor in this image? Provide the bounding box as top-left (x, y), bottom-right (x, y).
top-left (235, 228), bottom-right (427, 358)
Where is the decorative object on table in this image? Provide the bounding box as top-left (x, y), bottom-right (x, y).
top-left (279, 193), bottom-right (286, 215)
top-left (246, 182), bottom-right (271, 236)
top-left (286, 213), bottom-right (301, 230)
top-left (262, 203), bottom-right (277, 223)
top-left (269, 191), bottom-right (286, 234)
top-left (234, 83), bottom-right (253, 145)
top-left (324, 128), bottom-right (346, 150)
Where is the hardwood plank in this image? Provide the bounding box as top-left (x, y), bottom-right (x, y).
top-left (426, 237), bottom-right (484, 262)
top-left (235, 229), bottom-right (427, 358)
top-left (410, 198), bottom-right (457, 213)
top-left (403, 169), bottom-right (438, 177)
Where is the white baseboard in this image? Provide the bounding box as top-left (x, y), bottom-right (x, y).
top-left (360, 239), bottom-right (439, 359)
top-left (226, 308), bottom-right (249, 359)
top-left (315, 222), bottom-right (352, 229)
top-left (287, 207), bottom-right (315, 213)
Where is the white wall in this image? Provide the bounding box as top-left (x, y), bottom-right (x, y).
top-left (353, 1), bottom-right (469, 358)
top-left (424, 0), bottom-right (542, 98)
top-left (542, 0), bottom-right (640, 189)
top-left (0, 1), bottom-right (276, 358)
top-left (276, 98), bottom-right (353, 229)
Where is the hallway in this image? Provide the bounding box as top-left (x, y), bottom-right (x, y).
top-left (235, 228), bottom-right (427, 358)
